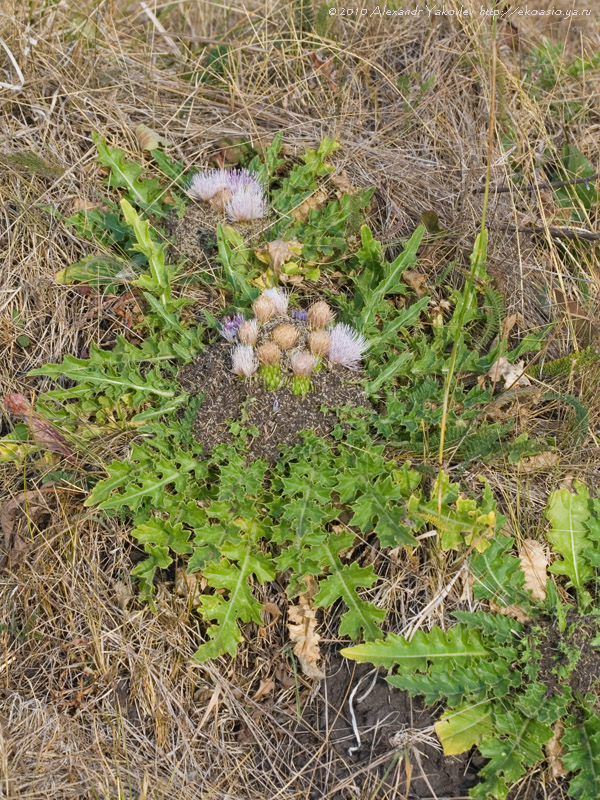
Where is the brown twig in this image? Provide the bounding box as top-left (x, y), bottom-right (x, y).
top-left (502, 223), bottom-right (600, 242)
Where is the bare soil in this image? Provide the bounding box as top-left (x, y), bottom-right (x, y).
top-left (179, 340), bottom-right (369, 461)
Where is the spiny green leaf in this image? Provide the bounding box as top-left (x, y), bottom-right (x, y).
top-left (545, 481), bottom-right (594, 600)
top-left (562, 706), bottom-right (600, 800)
top-left (342, 624), bottom-right (490, 670)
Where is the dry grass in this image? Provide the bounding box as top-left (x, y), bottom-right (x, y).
top-left (1, 1), bottom-right (599, 798)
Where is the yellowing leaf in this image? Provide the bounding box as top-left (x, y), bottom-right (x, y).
top-left (435, 703), bottom-right (493, 755)
top-left (135, 123), bottom-right (169, 152)
top-left (288, 594), bottom-right (325, 680)
top-left (519, 539), bottom-right (548, 601)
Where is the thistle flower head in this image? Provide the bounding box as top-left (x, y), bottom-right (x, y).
top-left (252, 295), bottom-right (275, 323)
top-left (219, 313), bottom-right (245, 342)
top-left (231, 344), bottom-right (259, 378)
top-left (271, 323), bottom-right (299, 350)
top-left (308, 330), bottom-right (331, 356)
top-left (290, 350), bottom-right (316, 377)
top-left (307, 301), bottom-right (334, 330)
top-left (257, 341), bottom-right (281, 365)
top-left (188, 169), bottom-right (229, 201)
top-left (291, 309), bottom-right (308, 322)
top-left (328, 323), bottom-right (368, 369)
top-left (226, 168), bottom-right (264, 194)
top-left (262, 287), bottom-right (289, 315)
top-left (237, 318), bottom-right (258, 346)
top-left (225, 183), bottom-right (268, 222)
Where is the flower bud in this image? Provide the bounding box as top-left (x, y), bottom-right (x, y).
top-left (256, 341), bottom-right (281, 365)
top-left (238, 318), bottom-right (258, 345)
top-left (271, 323), bottom-right (299, 350)
top-left (290, 350), bottom-right (316, 377)
top-left (252, 295), bottom-right (275, 323)
top-left (308, 330), bottom-right (331, 356)
top-left (307, 301), bottom-right (334, 330)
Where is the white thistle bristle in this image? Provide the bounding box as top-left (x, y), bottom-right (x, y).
top-left (262, 287), bottom-right (289, 314)
top-left (328, 323), bottom-right (368, 369)
top-left (231, 344), bottom-right (258, 378)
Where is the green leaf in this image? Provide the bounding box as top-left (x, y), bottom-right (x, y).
top-left (314, 533), bottom-right (385, 640)
top-left (342, 624), bottom-right (490, 670)
top-left (562, 706), bottom-right (600, 800)
top-left (435, 702), bottom-right (493, 755)
top-left (93, 133), bottom-right (166, 215)
top-left (120, 199), bottom-right (172, 305)
top-left (359, 225), bottom-right (425, 329)
top-left (545, 482), bottom-right (594, 599)
top-left (193, 546), bottom-right (276, 662)
top-left (348, 475), bottom-right (417, 548)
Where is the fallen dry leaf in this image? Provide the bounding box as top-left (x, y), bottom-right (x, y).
top-left (403, 269), bottom-right (429, 297)
top-left (489, 599), bottom-right (530, 624)
top-left (1, 486), bottom-right (59, 567)
top-left (255, 239), bottom-right (302, 274)
top-left (487, 357), bottom-right (531, 389)
top-left (252, 678), bottom-right (275, 702)
top-left (519, 539), bottom-right (548, 601)
top-left (546, 720), bottom-right (567, 779)
top-left (135, 123), bottom-right (169, 151)
top-left (331, 171), bottom-right (354, 196)
top-left (552, 288), bottom-right (599, 346)
top-left (260, 602), bottom-right (282, 629)
top-left (517, 452), bottom-right (560, 473)
top-left (288, 594), bottom-right (325, 680)
top-left (292, 189), bottom-right (327, 222)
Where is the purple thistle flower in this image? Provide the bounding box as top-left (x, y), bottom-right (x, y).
top-left (225, 168), bottom-right (264, 194)
top-left (226, 182), bottom-right (268, 222)
top-left (219, 313), bottom-right (245, 342)
top-left (291, 309), bottom-right (308, 322)
top-left (188, 169), bottom-right (229, 201)
top-left (328, 323), bottom-right (368, 369)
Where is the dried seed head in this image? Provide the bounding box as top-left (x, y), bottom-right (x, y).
top-left (290, 350), bottom-right (316, 377)
top-left (209, 187), bottom-right (233, 213)
top-left (262, 287), bottom-right (289, 314)
top-left (328, 323), bottom-right (368, 369)
top-left (252, 295), bottom-right (275, 323)
top-left (307, 301), bottom-right (334, 330)
top-left (256, 341), bottom-right (281, 365)
top-left (271, 323), bottom-right (299, 350)
top-left (237, 318), bottom-right (258, 346)
top-left (308, 330), bottom-right (331, 356)
top-left (231, 344), bottom-right (258, 378)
